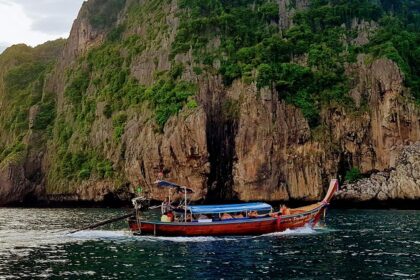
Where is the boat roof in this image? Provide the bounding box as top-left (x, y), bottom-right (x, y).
top-left (188, 202), bottom-right (272, 214)
top-left (155, 180), bottom-right (194, 193)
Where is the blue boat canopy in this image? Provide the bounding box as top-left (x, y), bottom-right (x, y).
top-left (155, 180), bottom-right (182, 188)
top-left (155, 180), bottom-right (194, 193)
top-left (188, 202), bottom-right (272, 214)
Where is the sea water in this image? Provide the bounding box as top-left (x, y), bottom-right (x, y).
top-left (0, 208), bottom-right (418, 279)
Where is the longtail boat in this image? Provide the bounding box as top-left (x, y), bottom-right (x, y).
top-left (128, 179), bottom-right (339, 236)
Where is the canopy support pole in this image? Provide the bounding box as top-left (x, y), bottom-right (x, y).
top-left (184, 187), bottom-right (187, 222)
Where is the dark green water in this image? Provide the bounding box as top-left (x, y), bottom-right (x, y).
top-left (0, 208), bottom-right (419, 279)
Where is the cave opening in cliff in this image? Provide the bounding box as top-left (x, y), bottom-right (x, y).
top-left (205, 98), bottom-right (239, 202)
top-left (337, 152), bottom-right (353, 185)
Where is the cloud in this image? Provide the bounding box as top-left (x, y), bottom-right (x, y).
top-left (0, 0), bottom-right (84, 47)
top-left (0, 42), bottom-right (8, 54)
top-left (11, 0), bottom-right (85, 35)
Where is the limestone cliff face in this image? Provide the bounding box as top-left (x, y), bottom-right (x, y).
top-left (229, 82), bottom-right (319, 201)
top-left (46, 0), bottom-right (110, 111)
top-left (41, 0), bottom-right (209, 204)
top-left (0, 41), bottom-right (65, 205)
top-left (218, 54), bottom-right (419, 203)
top-left (120, 106), bottom-right (209, 202)
top-left (1, 0), bottom-right (419, 206)
top-left (340, 55), bottom-right (419, 171)
top-left (336, 142), bottom-right (420, 202)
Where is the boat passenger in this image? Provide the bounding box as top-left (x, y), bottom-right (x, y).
top-left (161, 212), bottom-right (171, 222)
top-left (233, 213), bottom-right (244, 218)
top-left (185, 214), bottom-right (192, 222)
top-left (167, 211), bottom-right (174, 222)
top-left (161, 197), bottom-right (171, 214)
top-left (248, 211), bottom-right (258, 218)
top-left (280, 205), bottom-right (290, 215)
top-left (198, 214), bottom-right (210, 219)
top-left (221, 213), bottom-right (233, 220)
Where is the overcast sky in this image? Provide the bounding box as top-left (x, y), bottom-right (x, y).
top-left (0, 0), bottom-right (85, 53)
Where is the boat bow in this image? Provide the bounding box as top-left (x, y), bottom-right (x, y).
top-left (322, 179), bottom-right (339, 205)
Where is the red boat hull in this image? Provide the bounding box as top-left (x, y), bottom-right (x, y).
top-left (128, 205), bottom-right (324, 236)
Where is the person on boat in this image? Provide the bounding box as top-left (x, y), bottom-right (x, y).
top-left (161, 197), bottom-right (171, 214)
top-left (198, 214), bottom-right (210, 220)
top-left (233, 213), bottom-right (244, 218)
top-left (167, 211), bottom-right (174, 222)
top-left (221, 213), bottom-right (233, 220)
top-left (248, 211), bottom-right (258, 218)
top-left (280, 205), bottom-right (290, 215)
top-left (161, 212), bottom-right (171, 222)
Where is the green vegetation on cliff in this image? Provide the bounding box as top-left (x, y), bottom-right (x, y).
top-left (88, 0), bottom-right (127, 29)
top-left (47, 0), bottom-right (198, 189)
top-left (1, 0), bottom-right (420, 194)
top-left (172, 0), bottom-right (420, 126)
top-left (0, 40), bottom-right (65, 168)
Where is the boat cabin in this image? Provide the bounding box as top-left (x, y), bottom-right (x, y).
top-left (188, 203), bottom-right (273, 223)
top-left (155, 180), bottom-right (273, 223)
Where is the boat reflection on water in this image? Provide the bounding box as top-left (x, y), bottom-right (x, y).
top-left (128, 179), bottom-right (339, 236)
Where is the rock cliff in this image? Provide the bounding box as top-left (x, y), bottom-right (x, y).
top-left (336, 142), bottom-right (420, 205)
top-left (0, 0), bottom-right (419, 206)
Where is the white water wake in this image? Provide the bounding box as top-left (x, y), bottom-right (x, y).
top-left (263, 225), bottom-right (317, 237)
top-left (63, 224), bottom-right (336, 242)
top-left (133, 235), bottom-right (242, 242)
top-left (67, 230), bottom-right (130, 239)
top-left (261, 224), bottom-right (336, 237)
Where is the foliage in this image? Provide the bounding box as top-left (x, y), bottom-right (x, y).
top-left (4, 62), bottom-right (46, 93)
top-left (79, 38), bottom-right (196, 130)
top-left (0, 142), bottom-right (26, 167)
top-left (222, 99), bottom-right (240, 120)
top-left (172, 0), bottom-right (420, 126)
top-left (173, 0), bottom-right (280, 60)
top-left (58, 150), bottom-right (114, 181)
top-left (33, 98), bottom-right (56, 130)
top-left (6, 0), bottom-right (419, 190)
top-left (144, 73), bottom-right (197, 130)
top-left (65, 67), bottom-right (90, 105)
top-left (172, 0), bottom-right (354, 127)
top-left (89, 0), bottom-right (126, 29)
top-left (345, 167), bottom-right (362, 183)
top-left (103, 104), bottom-right (113, 118)
top-left (55, 117), bottom-right (73, 146)
top-left (112, 112), bottom-right (128, 141)
top-left (0, 41), bottom-right (63, 142)
top-left (186, 98), bottom-right (198, 109)
top-left (366, 15), bottom-right (420, 102)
